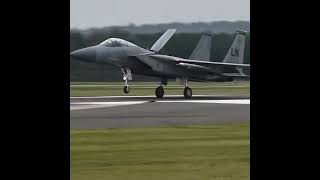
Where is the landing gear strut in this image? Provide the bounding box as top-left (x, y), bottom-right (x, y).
top-left (121, 67), bottom-right (132, 94)
top-left (183, 77), bottom-right (192, 99)
top-left (155, 77), bottom-right (167, 98)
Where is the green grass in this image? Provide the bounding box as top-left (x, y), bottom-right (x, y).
top-left (70, 81), bottom-right (250, 96)
top-left (71, 122), bottom-right (250, 180)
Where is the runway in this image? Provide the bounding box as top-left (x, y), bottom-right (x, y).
top-left (70, 95), bottom-right (250, 129)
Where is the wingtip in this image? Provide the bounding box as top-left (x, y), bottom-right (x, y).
top-left (202, 32), bottom-right (215, 36)
top-left (235, 29), bottom-right (247, 35)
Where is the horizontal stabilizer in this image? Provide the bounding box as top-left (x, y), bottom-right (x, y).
top-left (222, 73), bottom-right (249, 77)
top-left (235, 29), bottom-right (247, 35)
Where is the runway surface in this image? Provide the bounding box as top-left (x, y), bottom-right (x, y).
top-left (70, 95), bottom-right (250, 129)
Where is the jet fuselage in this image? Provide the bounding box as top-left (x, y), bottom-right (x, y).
top-left (71, 43), bottom-right (232, 82)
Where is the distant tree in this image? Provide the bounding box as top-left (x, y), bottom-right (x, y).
top-left (70, 30), bottom-right (84, 51)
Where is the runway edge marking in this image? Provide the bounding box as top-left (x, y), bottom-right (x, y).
top-left (70, 101), bottom-right (149, 110)
top-left (70, 95), bottom-right (243, 99)
top-left (157, 99), bottom-right (250, 104)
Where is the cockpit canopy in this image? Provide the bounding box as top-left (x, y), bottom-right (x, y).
top-left (99, 38), bottom-right (137, 47)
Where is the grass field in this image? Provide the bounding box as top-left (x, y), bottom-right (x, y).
top-left (70, 81), bottom-right (250, 96)
top-left (71, 122), bottom-right (250, 180)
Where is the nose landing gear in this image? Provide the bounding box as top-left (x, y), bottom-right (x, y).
top-left (123, 86), bottom-right (130, 94)
top-left (183, 86), bottom-right (192, 99)
top-left (121, 67), bottom-right (132, 94)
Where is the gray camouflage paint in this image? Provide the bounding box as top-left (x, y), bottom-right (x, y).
top-left (70, 29), bottom-right (249, 82)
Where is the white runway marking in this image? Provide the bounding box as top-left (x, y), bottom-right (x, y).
top-left (71, 85), bottom-right (183, 87)
top-left (70, 101), bottom-right (148, 110)
top-left (70, 95), bottom-right (228, 99)
top-left (158, 99), bottom-right (250, 104)
top-left (70, 99), bottom-right (250, 110)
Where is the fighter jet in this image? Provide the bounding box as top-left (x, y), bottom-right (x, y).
top-left (70, 29), bottom-right (250, 99)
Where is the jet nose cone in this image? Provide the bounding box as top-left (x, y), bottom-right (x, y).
top-left (70, 46), bottom-right (96, 62)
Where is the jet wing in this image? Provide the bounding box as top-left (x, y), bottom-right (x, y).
top-left (149, 55), bottom-right (250, 77)
top-left (221, 73), bottom-right (249, 77)
top-left (176, 62), bottom-right (213, 73)
top-left (134, 54), bottom-right (250, 77)
top-left (177, 59), bottom-right (250, 68)
top-left (149, 54), bottom-right (250, 67)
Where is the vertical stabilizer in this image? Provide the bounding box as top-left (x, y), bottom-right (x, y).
top-left (189, 33), bottom-right (213, 61)
top-left (222, 29), bottom-right (247, 64)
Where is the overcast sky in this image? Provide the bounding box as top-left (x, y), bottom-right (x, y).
top-left (70, 0), bottom-right (250, 29)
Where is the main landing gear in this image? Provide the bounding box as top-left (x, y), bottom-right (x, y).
top-left (155, 77), bottom-right (167, 99)
top-left (121, 67), bottom-right (132, 94)
top-left (154, 77), bottom-right (192, 99)
top-left (184, 87), bottom-right (192, 99)
top-left (155, 86), bottom-right (164, 98)
top-left (183, 77), bottom-right (192, 99)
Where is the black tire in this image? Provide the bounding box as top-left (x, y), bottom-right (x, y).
top-left (123, 86), bottom-right (130, 94)
top-left (155, 86), bottom-right (164, 98)
top-left (183, 87), bottom-right (192, 99)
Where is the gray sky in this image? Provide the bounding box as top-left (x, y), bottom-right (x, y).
top-left (70, 0), bottom-right (250, 29)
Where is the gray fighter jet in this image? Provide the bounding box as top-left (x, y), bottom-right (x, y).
top-left (70, 29), bottom-right (250, 99)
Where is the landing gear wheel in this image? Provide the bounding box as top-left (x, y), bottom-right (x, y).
top-left (155, 87), bottom-right (164, 99)
top-left (184, 87), bottom-right (192, 99)
top-left (123, 86), bottom-right (130, 94)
